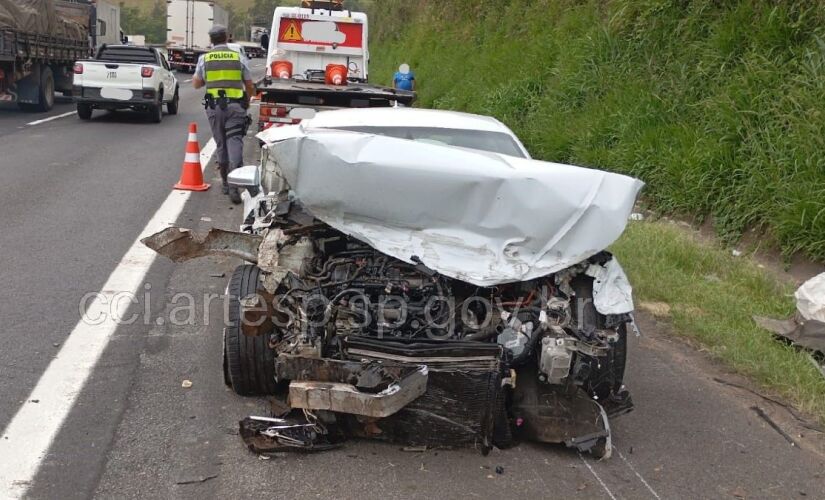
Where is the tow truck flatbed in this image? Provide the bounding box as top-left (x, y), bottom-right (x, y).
top-left (256, 77), bottom-right (416, 109)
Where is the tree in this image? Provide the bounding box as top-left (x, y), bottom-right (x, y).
top-left (119, 0), bottom-right (166, 44)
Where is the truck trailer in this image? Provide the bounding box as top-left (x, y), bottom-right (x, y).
top-left (167, 0), bottom-right (229, 73)
top-left (0, 0), bottom-right (122, 111)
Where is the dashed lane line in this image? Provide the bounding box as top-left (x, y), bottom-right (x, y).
top-left (0, 138), bottom-right (217, 498)
top-left (26, 111), bottom-right (75, 126)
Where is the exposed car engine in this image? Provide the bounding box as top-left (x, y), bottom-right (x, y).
top-left (267, 228), bottom-right (630, 403)
top-left (227, 199), bottom-right (634, 457)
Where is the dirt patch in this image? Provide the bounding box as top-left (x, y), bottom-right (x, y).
top-left (638, 301), bottom-right (671, 318)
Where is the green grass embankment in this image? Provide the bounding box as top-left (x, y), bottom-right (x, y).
top-left (367, 0), bottom-right (825, 422)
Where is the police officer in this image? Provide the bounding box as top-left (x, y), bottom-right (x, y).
top-left (192, 25), bottom-right (255, 204)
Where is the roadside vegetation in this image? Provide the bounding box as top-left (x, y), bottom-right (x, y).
top-left (366, 0), bottom-right (825, 421)
top-left (613, 221), bottom-right (825, 422)
top-left (368, 0), bottom-right (825, 261)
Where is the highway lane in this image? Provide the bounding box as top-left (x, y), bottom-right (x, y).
top-left (2, 56), bottom-right (825, 499)
top-left (0, 61), bottom-right (264, 497)
top-left (0, 99), bottom-right (76, 137)
top-left (0, 73), bottom-right (209, 430)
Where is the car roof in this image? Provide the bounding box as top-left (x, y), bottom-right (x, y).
top-left (306, 107), bottom-right (516, 134)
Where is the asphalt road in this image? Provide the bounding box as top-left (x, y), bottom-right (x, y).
top-left (1, 60), bottom-right (824, 499)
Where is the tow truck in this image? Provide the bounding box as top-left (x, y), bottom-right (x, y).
top-left (256, 0), bottom-right (414, 131)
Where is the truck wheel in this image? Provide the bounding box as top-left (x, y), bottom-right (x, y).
top-left (225, 264), bottom-right (278, 396)
top-left (167, 88), bottom-right (179, 115)
top-left (36, 66), bottom-right (55, 112)
top-left (77, 104), bottom-right (93, 120)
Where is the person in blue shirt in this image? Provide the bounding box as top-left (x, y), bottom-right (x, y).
top-left (393, 63), bottom-right (415, 91)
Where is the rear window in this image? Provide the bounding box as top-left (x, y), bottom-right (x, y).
top-left (333, 126), bottom-right (526, 158)
top-left (97, 47), bottom-right (157, 64)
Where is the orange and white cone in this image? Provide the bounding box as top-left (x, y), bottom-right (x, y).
top-left (174, 123), bottom-right (210, 191)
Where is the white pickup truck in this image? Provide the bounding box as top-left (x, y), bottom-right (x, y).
top-left (73, 45), bottom-right (180, 123)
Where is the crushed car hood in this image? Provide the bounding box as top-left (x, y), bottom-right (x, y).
top-left (258, 126), bottom-right (644, 287)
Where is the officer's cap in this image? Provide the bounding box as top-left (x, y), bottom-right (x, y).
top-left (209, 25), bottom-right (227, 38)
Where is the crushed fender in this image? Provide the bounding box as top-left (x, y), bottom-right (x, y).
top-left (140, 227), bottom-right (262, 263)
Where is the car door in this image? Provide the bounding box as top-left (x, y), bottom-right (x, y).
top-left (157, 51), bottom-right (177, 101)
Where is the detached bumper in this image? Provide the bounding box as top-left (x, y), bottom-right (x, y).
top-left (275, 355), bottom-right (428, 418)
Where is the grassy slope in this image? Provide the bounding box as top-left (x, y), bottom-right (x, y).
top-left (612, 221), bottom-right (825, 421)
top-left (368, 0), bottom-right (825, 260)
top-left (367, 0), bottom-right (825, 421)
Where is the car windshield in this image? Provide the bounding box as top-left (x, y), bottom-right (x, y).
top-left (332, 126), bottom-right (526, 158)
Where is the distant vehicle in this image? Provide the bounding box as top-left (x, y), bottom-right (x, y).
top-left (125, 35), bottom-right (146, 47)
top-left (0, 0), bottom-right (122, 112)
top-left (237, 41), bottom-right (265, 59)
top-left (166, 0), bottom-right (229, 73)
top-left (250, 25), bottom-right (268, 44)
top-left (227, 43), bottom-right (250, 64)
top-left (73, 45), bottom-right (179, 123)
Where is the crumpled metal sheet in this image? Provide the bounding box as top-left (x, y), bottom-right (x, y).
top-left (753, 272), bottom-right (825, 356)
top-left (258, 127), bottom-right (644, 287)
top-left (754, 315), bottom-right (825, 354)
top-left (140, 227), bottom-right (262, 263)
top-left (587, 258), bottom-right (635, 315)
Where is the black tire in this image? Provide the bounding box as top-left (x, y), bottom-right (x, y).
top-left (572, 277), bottom-right (627, 401)
top-left (149, 89), bottom-right (163, 123)
top-left (167, 87), bottom-right (179, 115)
top-left (36, 65), bottom-right (55, 112)
top-left (77, 104), bottom-right (92, 120)
top-left (225, 264), bottom-right (278, 396)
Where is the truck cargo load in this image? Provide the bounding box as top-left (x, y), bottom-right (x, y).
top-left (0, 0), bottom-right (87, 41)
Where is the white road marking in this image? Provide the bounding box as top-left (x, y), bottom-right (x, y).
top-left (184, 78), bottom-right (192, 83)
top-left (0, 137), bottom-right (217, 498)
top-left (617, 451), bottom-right (662, 499)
top-left (26, 111), bottom-right (75, 126)
top-left (579, 453), bottom-right (618, 500)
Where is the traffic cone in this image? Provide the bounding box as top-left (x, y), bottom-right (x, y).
top-left (174, 123), bottom-right (210, 191)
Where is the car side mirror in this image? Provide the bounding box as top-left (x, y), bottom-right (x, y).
top-left (228, 165), bottom-right (260, 187)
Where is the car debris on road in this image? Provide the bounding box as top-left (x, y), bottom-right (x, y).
top-left (142, 107), bottom-right (645, 458)
top-left (754, 271), bottom-right (825, 378)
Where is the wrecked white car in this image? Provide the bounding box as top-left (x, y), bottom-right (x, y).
top-left (143, 108), bottom-right (644, 457)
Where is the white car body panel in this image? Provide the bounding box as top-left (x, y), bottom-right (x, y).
top-left (256, 108), bottom-right (644, 287)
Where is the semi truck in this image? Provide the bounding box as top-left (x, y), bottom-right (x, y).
top-left (166, 0), bottom-right (229, 73)
top-left (0, 0), bottom-right (121, 112)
